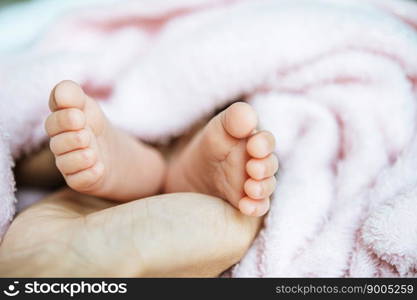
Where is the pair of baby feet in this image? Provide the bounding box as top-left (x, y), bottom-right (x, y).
top-left (45, 81), bottom-right (278, 217)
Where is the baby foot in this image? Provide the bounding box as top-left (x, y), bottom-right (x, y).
top-left (165, 102), bottom-right (278, 216)
top-left (45, 80), bottom-right (166, 201)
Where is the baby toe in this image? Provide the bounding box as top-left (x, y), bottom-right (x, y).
top-left (50, 80), bottom-right (86, 111)
top-left (244, 177), bottom-right (277, 200)
top-left (247, 131), bottom-right (276, 159)
top-left (246, 153), bottom-right (279, 180)
top-left (45, 108), bottom-right (86, 137)
top-left (50, 129), bottom-right (91, 155)
top-left (65, 162), bottom-right (104, 192)
top-left (221, 102), bottom-right (258, 139)
top-left (55, 148), bottom-right (97, 175)
top-left (238, 197), bottom-right (270, 217)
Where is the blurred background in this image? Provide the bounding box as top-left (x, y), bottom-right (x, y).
top-left (0, 0), bottom-right (118, 53)
top-left (1, 0), bottom-right (416, 54)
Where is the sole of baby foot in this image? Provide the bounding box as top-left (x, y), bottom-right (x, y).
top-left (165, 102), bottom-right (278, 217)
top-left (45, 80), bottom-right (166, 201)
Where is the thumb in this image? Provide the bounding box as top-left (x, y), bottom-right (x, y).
top-left (83, 192), bottom-right (261, 277)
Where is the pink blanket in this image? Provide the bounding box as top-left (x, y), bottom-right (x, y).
top-left (1, 0), bottom-right (417, 277)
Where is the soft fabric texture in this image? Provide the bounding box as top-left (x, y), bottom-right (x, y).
top-left (1, 0), bottom-right (417, 277)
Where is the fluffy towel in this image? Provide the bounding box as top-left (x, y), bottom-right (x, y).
top-left (0, 0), bottom-right (417, 277)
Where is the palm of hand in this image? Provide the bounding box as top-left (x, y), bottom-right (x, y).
top-left (0, 189), bottom-right (260, 277)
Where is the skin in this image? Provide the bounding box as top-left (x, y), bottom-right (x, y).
top-left (0, 79), bottom-right (278, 276)
top-left (45, 81), bottom-right (278, 216)
top-left (3, 145), bottom-right (263, 277)
top-left (0, 189), bottom-right (261, 277)
top-left (165, 100), bottom-right (278, 216)
top-left (46, 81), bottom-right (166, 201)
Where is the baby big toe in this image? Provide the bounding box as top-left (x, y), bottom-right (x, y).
top-left (50, 80), bottom-right (86, 111)
top-left (55, 148), bottom-right (97, 175)
top-left (50, 129), bottom-right (91, 155)
top-left (221, 102), bottom-right (258, 139)
top-left (246, 154), bottom-right (279, 180)
top-left (244, 177), bottom-right (276, 200)
top-left (247, 131), bottom-right (275, 159)
top-left (239, 197), bottom-right (270, 217)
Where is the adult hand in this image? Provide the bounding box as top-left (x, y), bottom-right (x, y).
top-left (0, 189), bottom-right (261, 277)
